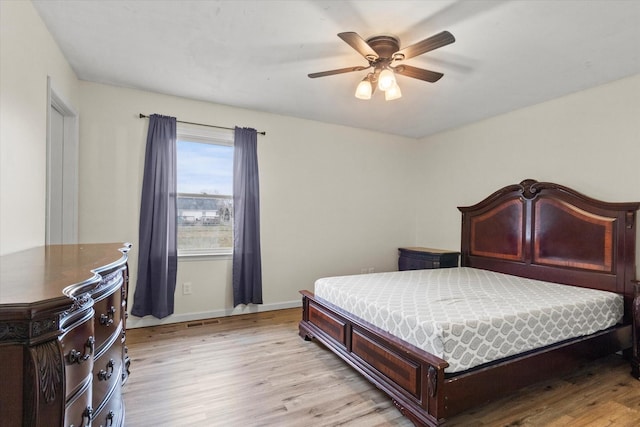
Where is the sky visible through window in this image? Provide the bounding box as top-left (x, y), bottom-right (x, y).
top-left (177, 140), bottom-right (233, 195)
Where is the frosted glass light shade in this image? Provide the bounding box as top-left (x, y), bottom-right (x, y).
top-left (385, 82), bottom-right (402, 100)
top-left (378, 68), bottom-right (396, 91)
top-left (355, 79), bottom-right (372, 99)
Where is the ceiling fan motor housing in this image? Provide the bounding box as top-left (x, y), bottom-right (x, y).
top-left (366, 35), bottom-right (400, 60)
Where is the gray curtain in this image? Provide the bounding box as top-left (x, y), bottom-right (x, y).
top-left (233, 127), bottom-right (262, 306)
top-left (131, 114), bottom-right (178, 319)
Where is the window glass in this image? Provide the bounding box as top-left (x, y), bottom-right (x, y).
top-left (176, 125), bottom-right (233, 255)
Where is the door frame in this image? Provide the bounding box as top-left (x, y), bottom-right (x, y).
top-left (46, 76), bottom-right (78, 244)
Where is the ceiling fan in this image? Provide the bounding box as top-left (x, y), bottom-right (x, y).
top-left (308, 31), bottom-right (455, 101)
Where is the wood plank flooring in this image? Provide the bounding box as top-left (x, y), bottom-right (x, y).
top-left (123, 308), bottom-right (640, 426)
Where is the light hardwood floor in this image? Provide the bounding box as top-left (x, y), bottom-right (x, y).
top-left (123, 308), bottom-right (640, 426)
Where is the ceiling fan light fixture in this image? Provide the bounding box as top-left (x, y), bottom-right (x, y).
top-left (378, 68), bottom-right (396, 91)
top-left (385, 82), bottom-right (402, 101)
top-left (355, 76), bottom-right (373, 99)
top-left (309, 30), bottom-right (454, 100)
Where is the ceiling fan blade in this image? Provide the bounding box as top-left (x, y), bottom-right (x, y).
top-left (308, 66), bottom-right (368, 78)
top-left (394, 31), bottom-right (455, 60)
top-left (394, 64), bottom-right (444, 83)
top-left (338, 32), bottom-right (379, 60)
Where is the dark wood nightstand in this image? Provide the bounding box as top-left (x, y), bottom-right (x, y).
top-left (398, 247), bottom-right (460, 271)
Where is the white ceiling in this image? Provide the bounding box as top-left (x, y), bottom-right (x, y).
top-left (33, 0), bottom-right (640, 139)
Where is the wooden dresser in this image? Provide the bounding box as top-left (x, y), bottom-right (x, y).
top-left (0, 243), bottom-right (131, 427)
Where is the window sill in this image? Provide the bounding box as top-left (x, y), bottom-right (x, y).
top-left (178, 251), bottom-right (232, 261)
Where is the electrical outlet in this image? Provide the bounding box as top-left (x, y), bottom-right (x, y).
top-left (182, 282), bottom-right (193, 295)
top-left (368, 267), bottom-right (375, 273)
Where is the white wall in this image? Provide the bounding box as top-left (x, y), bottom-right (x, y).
top-left (77, 82), bottom-right (417, 326)
top-left (0, 0), bottom-right (79, 255)
top-left (414, 73), bottom-right (640, 274)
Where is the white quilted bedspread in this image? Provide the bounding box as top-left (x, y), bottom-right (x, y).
top-left (314, 267), bottom-right (622, 373)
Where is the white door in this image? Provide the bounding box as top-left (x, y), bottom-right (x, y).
top-left (48, 106), bottom-right (65, 243)
top-left (46, 80), bottom-right (78, 245)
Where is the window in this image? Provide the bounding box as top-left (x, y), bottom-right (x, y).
top-left (176, 124), bottom-right (234, 256)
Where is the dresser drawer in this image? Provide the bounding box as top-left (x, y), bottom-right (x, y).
top-left (308, 301), bottom-right (346, 347)
top-left (93, 283), bottom-right (122, 354)
top-left (60, 316), bottom-right (95, 399)
top-left (64, 382), bottom-right (92, 427)
top-left (92, 330), bottom-right (123, 413)
top-left (92, 380), bottom-right (123, 427)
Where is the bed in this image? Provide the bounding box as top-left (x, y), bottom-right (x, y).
top-left (298, 179), bottom-right (640, 426)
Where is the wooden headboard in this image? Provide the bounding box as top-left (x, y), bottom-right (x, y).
top-left (458, 179), bottom-right (640, 319)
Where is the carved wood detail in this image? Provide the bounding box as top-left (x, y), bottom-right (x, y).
top-left (427, 365), bottom-right (438, 397)
top-left (520, 178), bottom-right (541, 199)
top-left (0, 317), bottom-right (61, 343)
top-left (69, 293), bottom-right (92, 312)
top-left (32, 318), bottom-right (59, 338)
top-left (35, 339), bottom-right (63, 403)
top-left (0, 320), bottom-right (29, 342)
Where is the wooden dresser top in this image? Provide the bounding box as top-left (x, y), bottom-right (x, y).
top-left (0, 243), bottom-right (128, 306)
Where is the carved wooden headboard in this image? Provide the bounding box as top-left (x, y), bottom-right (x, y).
top-left (458, 179), bottom-right (640, 319)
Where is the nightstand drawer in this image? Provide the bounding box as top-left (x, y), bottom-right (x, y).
top-left (398, 247), bottom-right (460, 271)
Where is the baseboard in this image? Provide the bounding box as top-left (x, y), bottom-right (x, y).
top-left (126, 300), bottom-right (302, 329)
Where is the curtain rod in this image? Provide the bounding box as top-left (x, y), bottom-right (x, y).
top-left (138, 114), bottom-right (266, 136)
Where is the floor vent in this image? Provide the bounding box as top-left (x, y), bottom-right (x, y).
top-left (186, 318), bottom-right (221, 328)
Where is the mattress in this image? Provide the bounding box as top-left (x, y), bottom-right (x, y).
top-left (314, 267), bottom-right (623, 373)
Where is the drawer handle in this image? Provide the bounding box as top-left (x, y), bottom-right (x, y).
top-left (100, 410), bottom-right (115, 427)
top-left (98, 358), bottom-right (115, 381)
top-left (67, 336), bottom-right (95, 364)
top-left (100, 306), bottom-right (116, 326)
top-left (70, 405), bottom-right (93, 427)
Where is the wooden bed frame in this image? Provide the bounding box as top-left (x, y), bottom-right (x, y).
top-left (299, 179), bottom-right (640, 426)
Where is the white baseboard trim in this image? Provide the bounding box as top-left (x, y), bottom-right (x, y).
top-left (126, 300), bottom-right (302, 329)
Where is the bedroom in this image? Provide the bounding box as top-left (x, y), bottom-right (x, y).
top-left (1, 1), bottom-right (639, 426)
